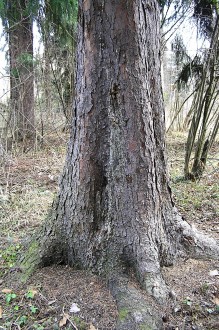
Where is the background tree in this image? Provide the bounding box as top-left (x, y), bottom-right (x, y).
top-left (21, 1), bottom-right (219, 328)
top-left (161, 0), bottom-right (219, 179)
top-left (0, 0), bottom-right (77, 145)
top-left (184, 2), bottom-right (219, 179)
top-left (160, 0), bottom-right (193, 53)
top-left (0, 0), bottom-right (36, 142)
top-left (38, 0), bottom-right (78, 130)
top-left (165, 34), bottom-right (197, 132)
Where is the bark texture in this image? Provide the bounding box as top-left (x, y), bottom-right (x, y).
top-left (22, 0), bottom-right (219, 328)
top-left (8, 0), bottom-right (34, 141)
top-left (40, 0), bottom-right (183, 291)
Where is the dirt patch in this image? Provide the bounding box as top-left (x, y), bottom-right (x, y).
top-left (163, 259), bottom-right (219, 329)
top-left (0, 266), bottom-right (117, 329)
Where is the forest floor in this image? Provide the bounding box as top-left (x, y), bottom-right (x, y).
top-left (0, 131), bottom-right (218, 330)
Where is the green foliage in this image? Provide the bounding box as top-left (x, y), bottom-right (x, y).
top-left (0, 0), bottom-right (78, 47)
top-left (20, 240), bottom-right (40, 282)
top-left (10, 52), bottom-right (37, 77)
top-left (33, 324), bottom-right (45, 330)
top-left (139, 325), bottom-right (153, 330)
top-left (11, 67), bottom-right (19, 78)
top-left (24, 0), bottom-right (39, 18)
top-left (0, 244), bottom-right (21, 268)
top-left (0, 289), bottom-right (45, 328)
top-left (40, 0), bottom-right (78, 46)
top-left (18, 52), bottom-right (34, 67)
top-left (26, 290), bottom-right (35, 299)
top-left (118, 308), bottom-right (129, 321)
top-left (73, 316), bottom-right (87, 329)
top-left (30, 305), bottom-right (38, 314)
top-left (17, 315), bottom-right (28, 326)
top-left (0, 0), bottom-right (40, 30)
top-left (5, 292), bottom-right (17, 304)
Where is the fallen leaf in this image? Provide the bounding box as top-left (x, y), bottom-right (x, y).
top-left (0, 306), bottom-right (2, 319)
top-left (1, 289), bottom-right (12, 294)
top-left (89, 324), bottom-right (97, 330)
top-left (30, 289), bottom-right (38, 297)
top-left (59, 313), bottom-right (69, 327)
top-left (213, 297), bottom-right (219, 306)
top-left (69, 303), bottom-right (80, 313)
top-left (48, 174), bottom-right (55, 181)
top-left (209, 270), bottom-right (219, 276)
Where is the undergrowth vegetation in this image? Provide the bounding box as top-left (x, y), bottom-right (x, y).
top-left (167, 132), bottom-right (219, 238)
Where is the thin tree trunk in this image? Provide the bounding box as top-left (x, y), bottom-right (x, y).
top-left (43, 39), bottom-right (52, 117)
top-left (9, 0), bottom-right (35, 142)
top-left (184, 15), bottom-right (219, 179)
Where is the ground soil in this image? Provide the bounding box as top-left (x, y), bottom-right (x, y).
top-left (0, 132), bottom-right (218, 329)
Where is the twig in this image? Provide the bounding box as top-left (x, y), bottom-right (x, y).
top-left (61, 307), bottom-right (79, 330)
top-left (68, 317), bottom-right (79, 330)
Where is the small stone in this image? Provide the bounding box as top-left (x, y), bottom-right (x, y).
top-left (69, 302), bottom-right (80, 313)
top-left (209, 270), bottom-right (219, 276)
top-left (174, 306), bottom-right (181, 313)
top-left (133, 311), bottom-right (143, 323)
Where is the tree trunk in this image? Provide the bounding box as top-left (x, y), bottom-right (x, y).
top-left (22, 0), bottom-right (219, 328)
top-left (41, 0), bottom-right (181, 288)
top-left (8, 0), bottom-right (35, 141)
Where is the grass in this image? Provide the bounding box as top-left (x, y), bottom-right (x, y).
top-left (0, 138), bottom-right (67, 240)
top-left (167, 132), bottom-right (219, 226)
top-left (0, 188), bottom-right (54, 236)
top-left (0, 134), bottom-right (68, 329)
top-left (0, 287), bottom-right (52, 329)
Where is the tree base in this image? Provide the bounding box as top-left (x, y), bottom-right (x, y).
top-left (19, 216), bottom-right (219, 329)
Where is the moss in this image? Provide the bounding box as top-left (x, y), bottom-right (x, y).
top-left (139, 325), bottom-right (153, 330)
top-left (20, 240), bottom-right (40, 282)
top-left (118, 308), bottom-right (129, 321)
top-left (73, 316), bottom-right (87, 329)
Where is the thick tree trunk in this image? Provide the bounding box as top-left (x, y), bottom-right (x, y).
top-left (41, 0), bottom-right (182, 291)
top-left (22, 0), bottom-right (219, 328)
top-left (9, 0), bottom-right (34, 141)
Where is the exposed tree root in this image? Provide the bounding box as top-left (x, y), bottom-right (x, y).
top-left (18, 215), bottom-right (219, 329)
top-left (108, 275), bottom-right (163, 330)
top-left (140, 271), bottom-right (169, 303)
top-left (178, 219), bottom-right (219, 260)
